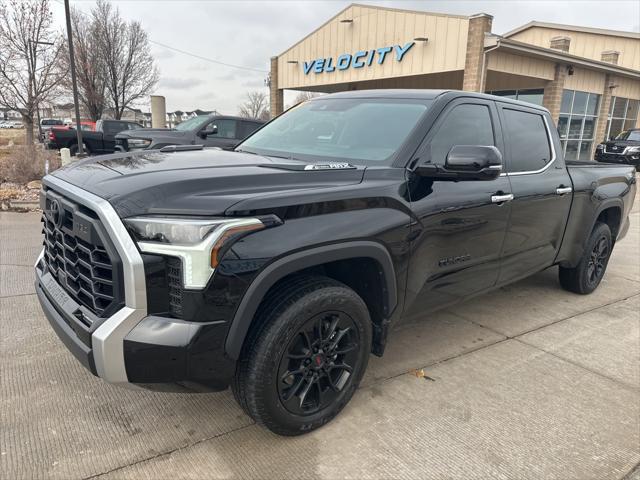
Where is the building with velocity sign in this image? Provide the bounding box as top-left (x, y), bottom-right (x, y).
top-left (269, 3), bottom-right (640, 160)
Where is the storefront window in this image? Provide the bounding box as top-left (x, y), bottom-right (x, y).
top-left (606, 97), bottom-right (639, 140)
top-left (558, 89), bottom-right (600, 161)
top-left (488, 89), bottom-right (544, 106)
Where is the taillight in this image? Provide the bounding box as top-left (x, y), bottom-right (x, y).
top-left (48, 130), bottom-right (55, 141)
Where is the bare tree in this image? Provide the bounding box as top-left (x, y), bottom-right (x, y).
top-left (59, 7), bottom-right (107, 121)
top-left (0, 0), bottom-right (65, 144)
top-left (94, 0), bottom-right (158, 120)
top-left (293, 91), bottom-right (320, 104)
top-left (239, 91), bottom-right (270, 120)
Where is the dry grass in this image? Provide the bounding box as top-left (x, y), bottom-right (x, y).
top-left (0, 145), bottom-right (60, 184)
top-left (0, 128), bottom-right (25, 147)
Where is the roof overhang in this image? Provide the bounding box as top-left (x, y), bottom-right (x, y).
top-left (503, 21), bottom-right (640, 40)
top-left (485, 35), bottom-right (640, 80)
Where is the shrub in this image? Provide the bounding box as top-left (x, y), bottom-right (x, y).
top-left (0, 145), bottom-right (60, 184)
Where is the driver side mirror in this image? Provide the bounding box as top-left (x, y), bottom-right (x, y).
top-left (415, 145), bottom-right (503, 181)
top-left (199, 124), bottom-right (218, 138)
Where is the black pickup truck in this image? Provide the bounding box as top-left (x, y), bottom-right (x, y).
top-left (114, 115), bottom-right (264, 152)
top-left (48, 119), bottom-right (143, 156)
top-left (35, 90), bottom-right (636, 436)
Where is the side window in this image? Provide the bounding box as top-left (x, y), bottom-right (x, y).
top-left (240, 121), bottom-right (261, 138)
top-left (503, 109), bottom-right (552, 173)
top-left (105, 121), bottom-right (127, 134)
top-left (209, 119), bottom-right (237, 139)
top-left (430, 104), bottom-right (495, 163)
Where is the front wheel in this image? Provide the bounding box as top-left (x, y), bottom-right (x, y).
top-left (559, 222), bottom-right (612, 294)
top-left (232, 276), bottom-right (372, 436)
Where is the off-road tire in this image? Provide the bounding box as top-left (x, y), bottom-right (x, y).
top-left (559, 221), bottom-right (612, 294)
top-left (231, 275), bottom-right (372, 436)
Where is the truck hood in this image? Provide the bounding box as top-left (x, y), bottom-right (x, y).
top-left (48, 149), bottom-right (366, 217)
top-left (116, 129), bottom-right (189, 139)
top-left (602, 139), bottom-right (640, 149)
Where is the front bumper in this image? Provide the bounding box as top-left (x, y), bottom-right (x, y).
top-left (36, 176), bottom-right (235, 392)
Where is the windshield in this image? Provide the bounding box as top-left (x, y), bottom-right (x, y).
top-left (614, 130), bottom-right (640, 141)
top-left (237, 98), bottom-right (431, 164)
top-left (175, 116), bottom-right (210, 131)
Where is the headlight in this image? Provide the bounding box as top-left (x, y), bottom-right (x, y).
top-left (596, 144), bottom-right (605, 150)
top-left (626, 146), bottom-right (640, 153)
top-left (127, 138), bottom-right (152, 149)
top-left (124, 216), bottom-right (265, 288)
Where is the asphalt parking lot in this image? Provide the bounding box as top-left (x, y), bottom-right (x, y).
top-left (1, 191), bottom-right (639, 480)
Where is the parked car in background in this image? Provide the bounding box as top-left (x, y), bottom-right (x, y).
top-left (48, 119), bottom-right (142, 156)
top-left (2, 121), bottom-right (23, 129)
top-left (39, 118), bottom-right (64, 142)
top-left (114, 115), bottom-right (264, 152)
top-left (36, 90), bottom-right (636, 436)
top-left (595, 128), bottom-right (640, 171)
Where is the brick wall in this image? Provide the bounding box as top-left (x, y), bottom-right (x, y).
top-left (542, 64), bottom-right (568, 124)
top-left (462, 14), bottom-right (493, 92)
top-left (270, 56), bottom-right (284, 118)
top-left (594, 74), bottom-right (615, 144)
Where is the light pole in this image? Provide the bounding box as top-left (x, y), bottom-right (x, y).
top-left (63, 0), bottom-right (84, 156)
top-left (29, 39), bottom-right (54, 143)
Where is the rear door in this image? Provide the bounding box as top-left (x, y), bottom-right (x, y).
top-left (496, 103), bottom-right (573, 284)
top-left (101, 121), bottom-right (130, 152)
top-left (239, 120), bottom-right (263, 141)
top-left (404, 98), bottom-right (513, 315)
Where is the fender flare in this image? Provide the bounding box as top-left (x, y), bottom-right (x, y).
top-left (590, 198), bottom-right (624, 239)
top-left (224, 241), bottom-right (397, 360)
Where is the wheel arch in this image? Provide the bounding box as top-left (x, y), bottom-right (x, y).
top-left (594, 203), bottom-right (623, 240)
top-left (224, 241), bottom-right (397, 360)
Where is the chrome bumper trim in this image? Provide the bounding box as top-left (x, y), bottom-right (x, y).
top-left (42, 175), bottom-right (148, 385)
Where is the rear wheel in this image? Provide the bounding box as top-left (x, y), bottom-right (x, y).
top-left (232, 276), bottom-right (371, 436)
top-left (69, 143), bottom-right (90, 156)
top-left (559, 222), bottom-right (612, 294)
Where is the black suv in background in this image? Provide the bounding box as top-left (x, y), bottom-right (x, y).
top-left (115, 115), bottom-right (264, 152)
top-left (595, 128), bottom-right (640, 170)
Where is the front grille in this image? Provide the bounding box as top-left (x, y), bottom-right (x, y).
top-left (41, 190), bottom-right (123, 317)
top-left (167, 257), bottom-right (183, 318)
top-left (604, 145), bottom-right (625, 154)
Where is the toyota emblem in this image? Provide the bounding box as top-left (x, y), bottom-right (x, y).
top-left (47, 198), bottom-right (62, 227)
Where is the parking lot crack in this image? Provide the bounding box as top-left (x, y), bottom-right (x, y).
top-left (83, 422), bottom-right (256, 480)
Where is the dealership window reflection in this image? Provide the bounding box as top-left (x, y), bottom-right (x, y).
top-left (557, 89), bottom-right (600, 161)
top-left (488, 89), bottom-right (544, 106)
top-left (605, 97), bottom-right (639, 141)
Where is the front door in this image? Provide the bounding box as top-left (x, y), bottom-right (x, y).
top-left (404, 98), bottom-right (512, 317)
top-left (496, 103), bottom-right (573, 285)
top-left (203, 119), bottom-right (240, 150)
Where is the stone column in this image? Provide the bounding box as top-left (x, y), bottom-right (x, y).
top-left (462, 13), bottom-right (493, 92)
top-left (594, 74), bottom-right (615, 144)
top-left (270, 56), bottom-right (284, 118)
top-left (542, 64), bottom-right (568, 124)
top-left (150, 95), bottom-right (166, 128)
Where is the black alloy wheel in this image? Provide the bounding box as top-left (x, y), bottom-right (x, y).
top-left (277, 311), bottom-right (359, 415)
top-left (232, 275), bottom-right (372, 436)
top-left (587, 235), bottom-right (610, 286)
top-left (559, 221), bottom-right (612, 294)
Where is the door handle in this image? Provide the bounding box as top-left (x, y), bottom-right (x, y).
top-left (556, 186), bottom-right (573, 195)
top-left (491, 193), bottom-right (514, 204)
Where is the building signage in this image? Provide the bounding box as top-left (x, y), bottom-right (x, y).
top-left (303, 42), bottom-right (415, 75)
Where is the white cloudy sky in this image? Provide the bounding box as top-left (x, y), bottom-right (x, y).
top-left (51, 0), bottom-right (640, 114)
